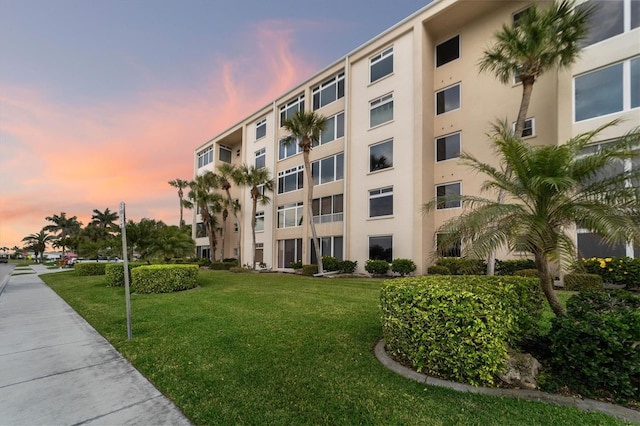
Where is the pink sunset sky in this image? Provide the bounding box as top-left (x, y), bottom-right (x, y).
top-left (0, 0), bottom-right (428, 250)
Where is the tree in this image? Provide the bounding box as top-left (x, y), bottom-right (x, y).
top-left (282, 111), bottom-right (328, 273)
top-left (90, 208), bottom-right (119, 234)
top-left (183, 171), bottom-right (219, 263)
top-left (424, 122), bottom-right (640, 316)
top-left (216, 163), bottom-right (243, 264)
top-left (168, 178), bottom-right (190, 228)
top-left (43, 212), bottom-right (82, 256)
top-left (148, 225), bottom-right (195, 262)
top-left (478, 0), bottom-right (594, 274)
top-left (237, 164), bottom-right (274, 269)
top-left (126, 218), bottom-right (165, 261)
top-left (218, 195), bottom-right (240, 263)
top-left (22, 229), bottom-right (56, 263)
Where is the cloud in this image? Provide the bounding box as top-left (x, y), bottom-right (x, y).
top-left (0, 19), bottom-right (316, 249)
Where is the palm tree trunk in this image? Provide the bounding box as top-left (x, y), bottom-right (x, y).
top-left (203, 210), bottom-right (216, 263)
top-left (178, 190), bottom-right (184, 229)
top-left (251, 197), bottom-right (257, 270)
top-left (221, 212), bottom-right (227, 262)
top-left (534, 251), bottom-right (565, 316)
top-left (225, 189), bottom-right (241, 266)
top-left (303, 150), bottom-right (323, 274)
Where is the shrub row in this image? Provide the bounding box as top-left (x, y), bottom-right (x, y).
top-left (104, 262), bottom-right (146, 286)
top-left (321, 257), bottom-right (358, 274)
top-left (365, 259), bottom-right (417, 276)
top-left (549, 290), bottom-right (640, 402)
top-left (430, 258), bottom-right (487, 275)
top-left (380, 276), bottom-right (543, 386)
top-left (210, 261), bottom-right (238, 270)
top-left (74, 262), bottom-right (107, 276)
top-left (580, 257), bottom-right (640, 289)
top-left (130, 265), bottom-right (199, 294)
top-left (495, 259), bottom-right (536, 276)
top-left (563, 273), bottom-right (602, 291)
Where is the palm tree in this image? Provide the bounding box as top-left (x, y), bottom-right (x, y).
top-left (237, 164), bottom-right (274, 269)
top-left (148, 225), bottom-right (195, 262)
top-left (44, 212), bottom-right (82, 256)
top-left (90, 208), bottom-right (119, 235)
top-left (217, 195), bottom-right (240, 262)
top-left (168, 178), bottom-right (190, 228)
top-left (424, 122), bottom-right (640, 316)
top-left (22, 229), bottom-right (56, 263)
top-left (183, 171), bottom-right (220, 263)
top-left (126, 218), bottom-right (165, 261)
top-left (478, 0), bottom-right (594, 274)
top-left (282, 111), bottom-right (328, 273)
top-left (216, 163), bottom-right (243, 264)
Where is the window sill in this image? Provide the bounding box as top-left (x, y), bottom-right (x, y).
top-left (435, 157), bottom-right (460, 163)
top-left (368, 72), bottom-right (395, 87)
top-left (368, 215), bottom-right (394, 221)
top-left (369, 119), bottom-right (394, 131)
top-left (435, 108), bottom-right (460, 117)
top-left (367, 167), bottom-right (394, 175)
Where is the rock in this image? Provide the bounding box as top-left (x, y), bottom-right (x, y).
top-left (498, 352), bottom-right (542, 389)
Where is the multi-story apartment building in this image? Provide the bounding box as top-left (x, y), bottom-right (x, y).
top-left (192, 0), bottom-right (639, 273)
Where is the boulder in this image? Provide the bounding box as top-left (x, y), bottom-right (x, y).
top-left (498, 352), bottom-right (542, 389)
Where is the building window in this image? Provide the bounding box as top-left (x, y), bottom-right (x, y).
top-left (197, 246), bottom-right (210, 260)
top-left (512, 7), bottom-right (531, 26)
top-left (277, 202), bottom-right (304, 228)
top-left (277, 165), bottom-right (304, 194)
top-left (574, 57), bottom-right (639, 122)
top-left (369, 140), bottom-right (393, 172)
top-left (436, 182), bottom-right (461, 209)
top-left (436, 35), bottom-right (459, 67)
top-left (197, 146), bottom-right (213, 168)
top-left (436, 84), bottom-right (461, 115)
top-left (277, 238), bottom-right (302, 268)
top-left (369, 187), bottom-right (393, 217)
top-left (255, 148), bottom-right (266, 169)
top-left (196, 222), bottom-right (207, 238)
top-left (370, 47), bottom-right (393, 83)
top-left (311, 236), bottom-right (344, 264)
top-left (312, 194), bottom-right (343, 224)
top-left (256, 118), bottom-right (266, 140)
top-left (369, 235), bottom-right (392, 262)
top-left (579, 0), bottom-right (625, 47)
top-left (317, 112), bottom-right (345, 146)
top-left (312, 73), bottom-right (345, 110)
top-left (255, 211), bottom-right (264, 232)
top-left (280, 94), bottom-right (305, 126)
top-left (219, 145), bottom-right (232, 163)
top-left (436, 233), bottom-right (461, 258)
top-left (436, 132), bottom-right (461, 162)
top-left (370, 93), bottom-right (393, 127)
top-left (255, 243), bottom-right (264, 264)
top-left (279, 138), bottom-right (302, 160)
top-left (312, 153), bottom-right (344, 185)
top-left (512, 118), bottom-right (536, 138)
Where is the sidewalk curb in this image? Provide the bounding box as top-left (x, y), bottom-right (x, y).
top-left (374, 340), bottom-right (640, 424)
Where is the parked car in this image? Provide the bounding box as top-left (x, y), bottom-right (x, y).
top-left (0, 256), bottom-right (8, 263)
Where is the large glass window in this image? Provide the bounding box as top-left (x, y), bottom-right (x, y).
top-left (436, 132), bottom-right (460, 162)
top-left (312, 73), bottom-right (345, 110)
top-left (219, 145), bottom-right (232, 163)
top-left (312, 194), bottom-right (343, 224)
top-left (279, 138), bottom-right (302, 160)
top-left (436, 84), bottom-right (460, 115)
top-left (255, 211), bottom-right (264, 232)
top-left (369, 187), bottom-right (393, 217)
top-left (575, 63), bottom-right (623, 121)
top-left (255, 148), bottom-right (266, 169)
top-left (370, 93), bottom-right (393, 127)
top-left (317, 112), bottom-right (345, 146)
top-left (197, 146), bottom-right (213, 168)
top-left (310, 236), bottom-right (344, 264)
top-left (255, 118), bottom-right (266, 140)
top-left (632, 57), bottom-right (639, 109)
top-left (436, 35), bottom-right (459, 67)
top-left (312, 153), bottom-right (344, 185)
top-left (579, 0), bottom-right (625, 47)
top-left (277, 166), bottom-right (304, 194)
top-left (277, 238), bottom-right (302, 268)
top-left (277, 202), bottom-right (304, 228)
top-left (370, 47), bottom-right (393, 83)
top-left (436, 182), bottom-right (461, 209)
top-left (369, 140), bottom-right (393, 172)
top-left (369, 235), bottom-right (392, 262)
top-left (280, 94), bottom-right (305, 126)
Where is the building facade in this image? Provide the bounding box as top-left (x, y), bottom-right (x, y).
top-left (192, 0), bottom-right (640, 272)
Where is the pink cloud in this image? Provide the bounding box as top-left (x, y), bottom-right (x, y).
top-left (0, 19), bottom-right (317, 249)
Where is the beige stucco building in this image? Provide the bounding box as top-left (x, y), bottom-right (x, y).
top-left (192, 0), bottom-right (639, 272)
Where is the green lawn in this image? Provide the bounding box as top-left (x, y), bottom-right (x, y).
top-left (41, 271), bottom-right (624, 425)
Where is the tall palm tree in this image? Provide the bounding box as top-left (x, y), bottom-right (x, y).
top-left (183, 171), bottom-right (219, 263)
top-left (282, 111), bottom-right (328, 273)
top-left (126, 218), bottom-right (165, 261)
top-left (148, 225), bottom-right (195, 262)
top-left (237, 164), bottom-right (274, 269)
top-left (90, 208), bottom-right (119, 234)
top-left (168, 178), bottom-right (190, 228)
top-left (217, 195), bottom-right (240, 262)
top-left (424, 122), bottom-right (640, 316)
top-left (478, 0), bottom-right (594, 274)
top-left (22, 229), bottom-right (56, 263)
top-left (216, 163), bottom-right (243, 264)
top-left (44, 212), bottom-right (82, 256)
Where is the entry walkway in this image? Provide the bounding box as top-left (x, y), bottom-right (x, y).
top-left (0, 265), bottom-right (191, 425)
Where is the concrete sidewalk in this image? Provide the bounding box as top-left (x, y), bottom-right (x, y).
top-left (0, 265), bottom-right (191, 425)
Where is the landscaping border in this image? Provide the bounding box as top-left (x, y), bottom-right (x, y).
top-left (374, 340), bottom-right (640, 424)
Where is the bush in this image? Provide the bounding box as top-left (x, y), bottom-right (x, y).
top-left (75, 262), bottom-right (106, 276)
top-left (563, 273), bottom-right (602, 291)
top-left (104, 262), bottom-right (145, 286)
top-left (434, 258), bottom-right (486, 275)
top-left (289, 260), bottom-right (303, 269)
top-left (365, 259), bottom-right (390, 275)
top-left (391, 258), bottom-right (417, 276)
top-left (580, 257), bottom-right (640, 289)
top-left (210, 261), bottom-right (237, 271)
top-left (381, 276), bottom-right (530, 386)
top-left (197, 258), bottom-right (211, 267)
top-left (549, 291), bottom-right (640, 402)
top-left (322, 256), bottom-right (340, 272)
top-left (131, 265), bottom-right (198, 294)
top-left (513, 269), bottom-right (539, 277)
top-left (229, 266), bottom-right (252, 273)
top-left (495, 259), bottom-right (536, 276)
top-left (426, 265), bottom-right (450, 275)
top-left (302, 264), bottom-right (318, 276)
top-left (338, 260), bottom-right (357, 274)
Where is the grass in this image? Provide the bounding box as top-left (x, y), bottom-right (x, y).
top-left (41, 271), bottom-right (626, 425)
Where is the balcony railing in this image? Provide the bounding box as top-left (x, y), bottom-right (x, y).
top-left (313, 212), bottom-right (343, 224)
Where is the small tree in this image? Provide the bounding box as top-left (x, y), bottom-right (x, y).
top-left (168, 178), bottom-right (190, 228)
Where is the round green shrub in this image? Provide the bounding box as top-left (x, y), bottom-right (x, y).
top-left (131, 264), bottom-right (198, 294)
top-left (563, 273), bottom-right (602, 291)
top-left (427, 265), bottom-right (450, 275)
top-left (322, 256), bottom-right (340, 272)
top-left (302, 264), bottom-right (318, 276)
top-left (365, 259), bottom-right (390, 275)
top-left (338, 260), bottom-right (357, 273)
top-left (75, 262), bottom-right (107, 276)
top-left (391, 258), bottom-right (417, 276)
top-left (105, 262), bottom-right (146, 286)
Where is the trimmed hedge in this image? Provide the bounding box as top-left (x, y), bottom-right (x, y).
top-left (391, 258), bottom-right (417, 276)
top-left (365, 259), bottom-right (390, 275)
top-left (381, 276), bottom-right (542, 386)
top-left (495, 259), bottom-right (536, 276)
top-left (549, 291), bottom-right (640, 402)
top-left (105, 262), bottom-right (146, 287)
top-left (513, 269), bottom-right (539, 277)
top-left (426, 265), bottom-right (450, 275)
top-left (210, 261), bottom-right (237, 270)
top-left (302, 264), bottom-right (318, 276)
top-left (131, 265), bottom-right (198, 294)
top-left (229, 267), bottom-right (252, 273)
top-left (338, 260), bottom-right (357, 274)
top-left (434, 258), bottom-right (486, 275)
top-left (75, 262), bottom-right (107, 276)
top-left (563, 273), bottom-right (602, 291)
top-left (322, 256), bottom-right (340, 272)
